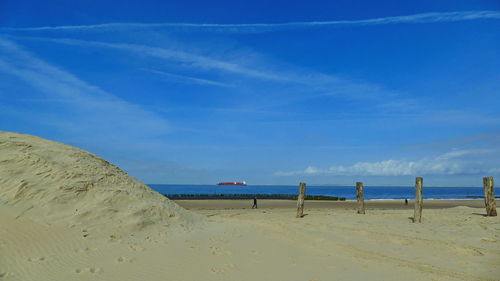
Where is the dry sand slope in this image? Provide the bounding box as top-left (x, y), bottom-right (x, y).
top-left (1, 131), bottom-right (499, 281)
top-left (0, 131), bottom-right (201, 232)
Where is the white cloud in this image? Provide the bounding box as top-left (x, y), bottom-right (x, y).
top-left (2, 11), bottom-right (499, 33)
top-left (275, 149), bottom-right (500, 176)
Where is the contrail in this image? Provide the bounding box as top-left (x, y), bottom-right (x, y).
top-left (141, 68), bottom-right (231, 88)
top-left (1, 11), bottom-right (499, 33)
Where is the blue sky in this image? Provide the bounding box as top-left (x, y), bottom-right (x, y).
top-left (1, 0), bottom-right (499, 185)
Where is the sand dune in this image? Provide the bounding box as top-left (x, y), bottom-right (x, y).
top-left (0, 131), bottom-right (202, 234)
top-left (1, 132), bottom-right (499, 281)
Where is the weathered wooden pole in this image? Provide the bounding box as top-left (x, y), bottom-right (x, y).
top-left (356, 182), bottom-right (365, 214)
top-left (413, 177), bottom-right (423, 223)
top-left (483, 177), bottom-right (497, 216)
top-left (483, 177), bottom-right (489, 211)
top-left (296, 182), bottom-right (306, 218)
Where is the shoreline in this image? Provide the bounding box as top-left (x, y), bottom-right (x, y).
top-left (152, 184), bottom-right (485, 188)
top-left (162, 193), bottom-right (489, 201)
top-left (174, 199), bottom-right (489, 210)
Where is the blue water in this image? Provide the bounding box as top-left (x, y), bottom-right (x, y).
top-left (148, 184), bottom-right (484, 200)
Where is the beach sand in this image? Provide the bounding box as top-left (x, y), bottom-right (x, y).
top-left (175, 198), bottom-right (487, 210)
top-left (1, 132), bottom-right (499, 281)
top-left (2, 201), bottom-right (499, 281)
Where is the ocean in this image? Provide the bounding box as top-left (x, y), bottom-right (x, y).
top-left (148, 184), bottom-right (485, 200)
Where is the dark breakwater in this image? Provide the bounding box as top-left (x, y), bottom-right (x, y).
top-left (164, 193), bottom-right (346, 200)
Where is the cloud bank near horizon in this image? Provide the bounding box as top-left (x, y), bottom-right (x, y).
top-left (1, 10), bottom-right (499, 33)
top-left (275, 149), bottom-right (500, 177)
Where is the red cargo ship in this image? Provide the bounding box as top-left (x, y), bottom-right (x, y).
top-left (217, 181), bottom-right (247, 186)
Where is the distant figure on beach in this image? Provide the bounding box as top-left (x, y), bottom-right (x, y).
top-left (405, 198), bottom-right (408, 205)
top-left (252, 197), bottom-right (258, 209)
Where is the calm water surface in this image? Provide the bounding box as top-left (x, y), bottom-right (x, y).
top-left (148, 184), bottom-right (484, 200)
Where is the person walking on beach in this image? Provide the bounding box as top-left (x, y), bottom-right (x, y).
top-left (405, 198), bottom-right (408, 205)
top-left (252, 197), bottom-right (258, 209)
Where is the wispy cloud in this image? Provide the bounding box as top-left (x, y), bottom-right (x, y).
top-left (9, 36), bottom-right (400, 107)
top-left (141, 68), bottom-right (231, 87)
top-left (0, 38), bottom-right (170, 140)
top-left (1, 11), bottom-right (499, 33)
top-left (15, 37), bottom-right (287, 82)
top-left (275, 149), bottom-right (500, 176)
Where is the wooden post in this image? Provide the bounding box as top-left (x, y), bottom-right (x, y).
top-left (413, 177), bottom-right (423, 223)
top-left (483, 177), bottom-right (497, 216)
top-left (296, 182), bottom-right (306, 218)
top-left (356, 182), bottom-right (365, 214)
top-left (483, 177), bottom-right (489, 210)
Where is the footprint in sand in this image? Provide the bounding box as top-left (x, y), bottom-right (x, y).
top-left (480, 225), bottom-right (489, 231)
top-left (0, 271), bottom-right (13, 279)
top-left (251, 250), bottom-right (262, 262)
top-left (81, 229), bottom-right (90, 238)
top-left (128, 243), bottom-right (144, 252)
top-left (210, 246), bottom-right (231, 256)
top-left (480, 237), bottom-right (497, 243)
top-left (144, 236), bottom-right (165, 245)
top-left (454, 246), bottom-right (484, 256)
top-left (116, 256), bottom-right (132, 263)
top-left (184, 240), bottom-right (199, 250)
top-left (210, 264), bottom-right (235, 274)
top-left (108, 235), bottom-right (122, 243)
top-left (27, 256), bottom-right (46, 262)
top-left (74, 267), bottom-right (102, 274)
top-left (74, 247), bottom-right (97, 254)
top-left (209, 237), bottom-right (229, 243)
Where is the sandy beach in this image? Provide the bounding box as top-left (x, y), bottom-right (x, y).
top-left (175, 199), bottom-right (488, 210)
top-left (2, 201), bottom-right (499, 281)
top-left (1, 132), bottom-right (499, 281)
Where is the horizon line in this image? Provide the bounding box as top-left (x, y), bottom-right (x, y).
top-left (147, 183), bottom-right (484, 188)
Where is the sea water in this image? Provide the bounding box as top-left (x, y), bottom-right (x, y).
top-left (148, 184), bottom-right (485, 200)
